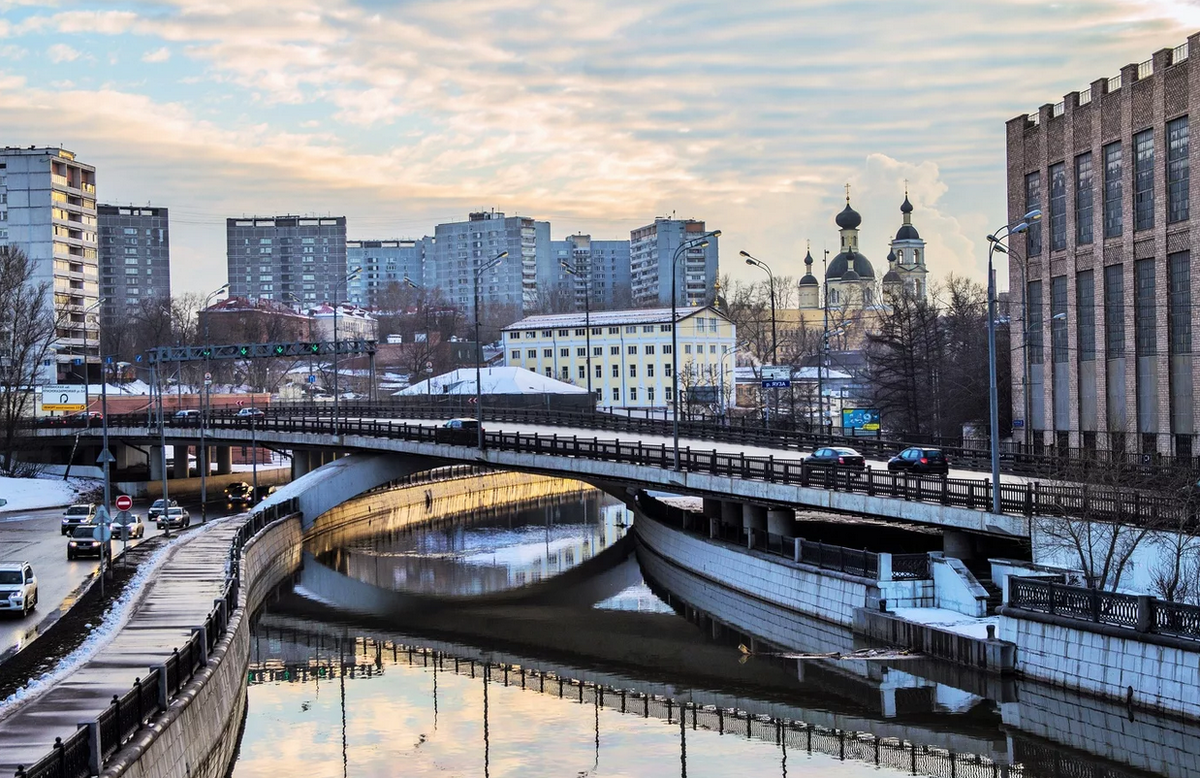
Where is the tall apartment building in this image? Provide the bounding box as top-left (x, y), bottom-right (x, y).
top-left (98, 205), bottom-right (170, 328)
top-left (547, 234), bottom-right (632, 312)
top-left (1006, 34), bottom-right (1200, 460)
top-left (0, 147), bottom-right (99, 381)
top-left (346, 239), bottom-right (425, 308)
top-left (629, 218), bottom-right (719, 308)
top-left (226, 216), bottom-right (347, 304)
top-left (423, 211), bottom-right (550, 317)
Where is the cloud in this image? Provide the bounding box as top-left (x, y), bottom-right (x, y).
top-left (142, 46), bottom-right (170, 63)
top-left (46, 42), bottom-right (79, 62)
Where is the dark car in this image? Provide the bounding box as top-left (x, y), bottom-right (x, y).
top-left (157, 506), bottom-right (191, 531)
top-left (147, 498), bottom-right (178, 522)
top-left (67, 524), bottom-right (104, 560)
top-left (435, 418), bottom-right (480, 445)
top-left (887, 447), bottom-right (950, 475)
top-left (225, 481), bottom-right (253, 506)
top-left (254, 485), bottom-right (278, 503)
top-left (805, 447), bottom-right (866, 469)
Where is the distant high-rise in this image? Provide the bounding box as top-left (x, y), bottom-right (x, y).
top-left (424, 211), bottom-right (550, 316)
top-left (0, 147), bottom-right (99, 381)
top-left (548, 234), bottom-right (632, 311)
top-left (226, 216), bottom-right (347, 304)
top-left (98, 204), bottom-right (170, 329)
top-left (347, 239), bottom-right (424, 308)
top-left (629, 218), bottom-right (719, 307)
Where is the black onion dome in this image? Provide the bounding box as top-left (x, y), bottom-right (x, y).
top-left (883, 268), bottom-right (901, 283)
top-left (895, 224), bottom-right (921, 240)
top-left (826, 250), bottom-right (875, 279)
top-left (900, 195), bottom-right (914, 214)
top-left (835, 202), bottom-right (862, 230)
top-left (799, 273), bottom-right (819, 286)
top-left (842, 268), bottom-right (861, 282)
top-left (887, 249), bottom-right (897, 263)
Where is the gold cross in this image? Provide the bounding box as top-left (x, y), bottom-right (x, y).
top-left (845, 183), bottom-right (851, 202)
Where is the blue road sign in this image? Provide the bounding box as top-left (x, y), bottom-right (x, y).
top-left (761, 379), bottom-right (791, 389)
top-left (308, 374), bottom-right (317, 384)
top-left (1012, 419), bottom-right (1025, 428)
top-left (72, 358), bottom-right (83, 365)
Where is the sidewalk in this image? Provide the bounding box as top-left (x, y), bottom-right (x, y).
top-left (0, 518), bottom-right (243, 774)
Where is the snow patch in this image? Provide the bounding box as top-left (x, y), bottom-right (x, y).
top-left (889, 607), bottom-right (999, 640)
top-left (0, 475), bottom-right (97, 512)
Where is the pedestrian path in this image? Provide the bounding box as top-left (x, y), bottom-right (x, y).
top-left (0, 519), bottom-right (242, 775)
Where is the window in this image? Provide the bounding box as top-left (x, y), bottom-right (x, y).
top-left (1050, 163), bottom-right (1068, 250)
top-left (1135, 258), bottom-right (1156, 355)
top-left (645, 345), bottom-right (655, 355)
top-left (576, 347), bottom-right (586, 356)
top-left (578, 365), bottom-right (586, 379)
top-left (1051, 276), bottom-right (1068, 362)
top-left (664, 363), bottom-right (672, 377)
top-left (629, 364), bottom-right (637, 377)
top-left (1077, 270), bottom-right (1095, 361)
top-left (510, 350), bottom-right (519, 360)
top-left (561, 366), bottom-right (569, 379)
top-left (1104, 142), bottom-right (1123, 238)
top-left (684, 345), bottom-right (692, 354)
top-left (558, 329), bottom-right (569, 336)
top-left (643, 325), bottom-right (654, 333)
top-left (665, 387), bottom-right (673, 401)
top-left (527, 349), bottom-right (536, 358)
top-left (660, 324), bottom-right (672, 332)
top-left (647, 363), bottom-right (655, 377)
top-left (1104, 265), bottom-right (1125, 358)
top-left (612, 388), bottom-right (620, 401)
top-left (630, 387), bottom-right (638, 401)
top-left (542, 330), bottom-right (552, 337)
top-left (709, 345), bottom-right (717, 354)
top-left (648, 387), bottom-right (655, 402)
top-left (625, 326), bottom-right (636, 333)
top-left (610, 346), bottom-right (619, 355)
top-left (1028, 280), bottom-right (1044, 364)
top-left (594, 364), bottom-right (602, 378)
top-left (1170, 251), bottom-right (1191, 354)
top-left (1026, 172), bottom-right (1043, 255)
top-left (1168, 117), bottom-right (1190, 223)
top-left (608, 327), bottom-right (619, 334)
top-left (627, 345), bottom-right (637, 355)
top-left (560, 348), bottom-right (569, 357)
top-left (543, 348), bottom-right (553, 358)
top-left (1134, 129), bottom-right (1155, 231)
top-left (612, 364), bottom-right (619, 378)
top-left (575, 328), bottom-right (586, 336)
top-left (591, 327), bottom-right (602, 335)
top-left (1076, 152), bottom-right (1094, 245)
top-left (545, 367), bottom-right (552, 377)
top-left (662, 345), bottom-right (672, 354)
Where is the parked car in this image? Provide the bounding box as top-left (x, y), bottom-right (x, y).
top-left (254, 484), bottom-right (278, 503)
top-left (435, 418), bottom-right (480, 444)
top-left (225, 481), bottom-right (253, 507)
top-left (887, 447), bottom-right (950, 475)
top-left (67, 525), bottom-right (104, 560)
top-left (0, 561), bottom-right (38, 617)
top-left (804, 447), bottom-right (866, 469)
top-left (174, 409), bottom-right (202, 425)
top-left (157, 506), bottom-right (191, 530)
top-left (71, 411), bottom-right (104, 423)
top-left (147, 498), bottom-right (178, 521)
top-left (109, 512), bottom-right (145, 540)
top-left (60, 503), bottom-right (97, 535)
top-left (236, 407), bottom-right (266, 419)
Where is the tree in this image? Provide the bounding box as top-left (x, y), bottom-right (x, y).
top-left (865, 289), bottom-right (941, 437)
top-left (0, 247), bottom-right (66, 475)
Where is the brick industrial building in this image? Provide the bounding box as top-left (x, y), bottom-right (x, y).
top-left (1006, 33), bottom-right (1200, 460)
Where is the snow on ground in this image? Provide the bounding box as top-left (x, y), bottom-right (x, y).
top-left (0, 476), bottom-right (97, 512)
top-left (889, 607), bottom-right (999, 640)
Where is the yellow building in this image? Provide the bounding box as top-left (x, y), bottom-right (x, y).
top-left (502, 305), bottom-right (737, 411)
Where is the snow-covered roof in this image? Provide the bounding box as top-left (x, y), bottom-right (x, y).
top-left (734, 366), bottom-right (851, 381)
top-left (395, 366), bottom-right (588, 396)
top-left (504, 305), bottom-right (724, 331)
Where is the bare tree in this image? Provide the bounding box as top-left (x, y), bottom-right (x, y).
top-left (0, 247), bottom-right (66, 475)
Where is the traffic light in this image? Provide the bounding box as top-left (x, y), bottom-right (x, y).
top-left (239, 346), bottom-right (251, 357)
top-left (306, 343), bottom-right (321, 355)
top-left (200, 347), bottom-right (213, 358)
top-left (274, 344), bottom-right (286, 356)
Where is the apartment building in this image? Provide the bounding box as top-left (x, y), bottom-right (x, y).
top-left (0, 147), bottom-right (99, 380)
top-left (629, 218), bottom-right (719, 308)
top-left (347, 239), bottom-right (425, 308)
top-left (502, 305), bottom-right (736, 410)
top-left (98, 205), bottom-right (170, 329)
top-left (1006, 33), bottom-right (1200, 459)
top-left (226, 216), bottom-right (347, 304)
top-left (547, 234), bottom-right (632, 311)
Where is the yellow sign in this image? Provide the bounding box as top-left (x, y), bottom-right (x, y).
top-left (41, 384), bottom-right (86, 412)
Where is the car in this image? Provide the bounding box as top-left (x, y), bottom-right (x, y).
top-left (174, 409), bottom-right (202, 425)
top-left (147, 498), bottom-right (178, 521)
top-left (225, 481), bottom-right (253, 506)
top-left (109, 512), bottom-right (145, 540)
top-left (67, 524), bottom-right (104, 560)
top-left (435, 417), bottom-right (480, 444)
top-left (887, 447), bottom-right (951, 475)
top-left (236, 407), bottom-right (266, 419)
top-left (61, 503), bottom-right (97, 535)
top-left (805, 447), bottom-right (866, 469)
top-left (157, 506), bottom-right (191, 530)
top-left (254, 484), bottom-right (278, 503)
top-left (0, 562), bottom-right (38, 617)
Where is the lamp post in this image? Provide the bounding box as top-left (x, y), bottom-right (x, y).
top-left (199, 283), bottom-right (228, 524)
top-left (333, 267), bottom-right (363, 434)
top-left (986, 209), bottom-right (1042, 514)
top-left (717, 343), bottom-right (744, 424)
top-left (741, 251), bottom-right (778, 424)
top-left (991, 242), bottom-right (1033, 451)
top-left (474, 251), bottom-right (508, 450)
top-left (286, 292), bottom-right (315, 403)
top-left (559, 261), bottom-right (594, 401)
top-left (670, 229), bottom-right (721, 470)
top-left (819, 250), bottom-right (830, 434)
top-left (402, 276), bottom-right (434, 400)
top-left (80, 299), bottom-right (103, 417)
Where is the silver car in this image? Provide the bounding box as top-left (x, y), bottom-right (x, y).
top-left (0, 562), bottom-right (38, 617)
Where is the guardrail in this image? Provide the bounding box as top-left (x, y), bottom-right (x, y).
top-left (1008, 577), bottom-right (1200, 642)
top-left (38, 413), bottom-right (1194, 530)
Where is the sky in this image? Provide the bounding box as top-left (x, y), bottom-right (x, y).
top-left (2, 0), bottom-right (1199, 298)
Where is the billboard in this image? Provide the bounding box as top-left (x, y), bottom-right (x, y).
top-left (841, 407), bottom-right (881, 432)
top-left (41, 384), bottom-right (86, 412)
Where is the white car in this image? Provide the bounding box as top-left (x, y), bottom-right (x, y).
top-left (0, 562), bottom-right (38, 617)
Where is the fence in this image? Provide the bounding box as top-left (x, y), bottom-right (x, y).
top-left (1008, 577), bottom-right (1200, 642)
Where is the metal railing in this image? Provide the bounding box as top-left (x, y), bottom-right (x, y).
top-left (1008, 577), bottom-right (1200, 642)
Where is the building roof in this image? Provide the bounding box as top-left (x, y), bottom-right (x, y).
top-left (395, 366), bottom-right (588, 396)
top-left (835, 203), bottom-right (862, 230)
top-left (504, 305), bottom-right (725, 331)
top-left (826, 250), bottom-right (875, 280)
top-left (895, 224), bottom-right (921, 241)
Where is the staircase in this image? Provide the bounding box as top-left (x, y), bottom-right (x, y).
top-left (965, 560), bottom-right (1004, 614)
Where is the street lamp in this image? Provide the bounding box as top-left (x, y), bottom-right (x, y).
top-left (474, 251), bottom-right (508, 450)
top-left (671, 229), bottom-right (721, 470)
top-left (402, 278), bottom-right (435, 401)
top-left (560, 260), bottom-right (594, 401)
top-left (333, 267), bottom-right (363, 434)
top-left (718, 343), bottom-right (745, 424)
top-left (199, 283), bottom-right (228, 524)
top-left (990, 241), bottom-right (1034, 453)
top-left (79, 299), bottom-right (104, 418)
top-left (741, 251), bottom-right (779, 425)
top-left (987, 209), bottom-right (1042, 514)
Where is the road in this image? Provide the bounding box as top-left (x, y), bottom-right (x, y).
top-left (0, 497), bottom-right (244, 661)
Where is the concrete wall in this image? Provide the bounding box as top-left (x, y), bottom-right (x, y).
top-left (854, 610), bottom-right (1012, 674)
top-left (930, 554), bottom-right (990, 617)
top-left (635, 513), bottom-right (879, 626)
top-left (107, 514), bottom-right (304, 778)
top-left (118, 467), bottom-right (291, 499)
top-left (999, 611), bottom-right (1200, 719)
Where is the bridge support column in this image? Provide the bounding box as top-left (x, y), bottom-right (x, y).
top-left (767, 508), bottom-right (796, 537)
top-left (173, 446), bottom-right (189, 479)
top-left (291, 451), bottom-right (311, 480)
top-left (702, 498), bottom-right (722, 520)
top-left (943, 530), bottom-right (973, 561)
top-left (215, 446), bottom-right (233, 475)
top-left (720, 501), bottom-right (741, 526)
top-left (149, 447), bottom-right (163, 481)
top-left (742, 504), bottom-right (767, 548)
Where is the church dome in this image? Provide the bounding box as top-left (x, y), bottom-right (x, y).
top-left (900, 195), bottom-right (914, 214)
top-left (842, 268), bottom-right (861, 282)
top-left (799, 273), bottom-right (819, 286)
top-left (895, 224), bottom-right (921, 241)
top-left (883, 268), bottom-right (901, 283)
top-left (826, 250), bottom-right (875, 280)
top-left (835, 202), bottom-right (862, 230)
top-left (887, 249), bottom-right (897, 263)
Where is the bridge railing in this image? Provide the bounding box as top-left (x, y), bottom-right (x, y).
top-left (1007, 577), bottom-right (1200, 641)
top-left (52, 413), bottom-right (1194, 530)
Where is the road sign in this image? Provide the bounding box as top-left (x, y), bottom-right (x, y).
top-left (97, 449), bottom-right (116, 465)
top-left (761, 366), bottom-right (791, 381)
top-left (73, 358), bottom-right (83, 366)
top-left (115, 495), bottom-right (133, 511)
top-left (308, 374), bottom-right (317, 384)
top-left (204, 371), bottom-right (213, 386)
top-left (761, 379), bottom-right (791, 389)
top-left (92, 520), bottom-right (112, 543)
top-left (1012, 419), bottom-right (1025, 428)
top-left (41, 384), bottom-right (86, 412)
